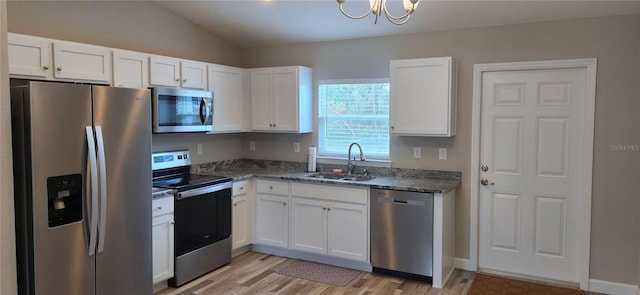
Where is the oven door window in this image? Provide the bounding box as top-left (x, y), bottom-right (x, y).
top-left (157, 94), bottom-right (213, 126)
top-left (174, 189), bottom-right (231, 256)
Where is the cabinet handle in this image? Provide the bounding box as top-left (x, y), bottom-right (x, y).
top-left (327, 208), bottom-right (331, 211)
top-left (183, 79), bottom-right (187, 82)
top-left (156, 206), bottom-right (162, 210)
top-left (269, 186), bottom-right (273, 190)
top-left (323, 207), bottom-right (326, 211)
top-left (56, 66), bottom-right (63, 71)
top-left (175, 79), bottom-right (180, 82)
top-left (283, 202), bottom-right (287, 206)
top-left (391, 126), bottom-right (395, 129)
top-left (43, 65), bottom-right (49, 70)
top-left (240, 187), bottom-right (244, 190)
top-left (233, 203), bottom-right (237, 207)
top-left (273, 124), bottom-right (276, 127)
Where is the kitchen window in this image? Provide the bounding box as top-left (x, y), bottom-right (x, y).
top-left (318, 79), bottom-right (390, 160)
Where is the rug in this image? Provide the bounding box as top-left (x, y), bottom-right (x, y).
top-left (468, 273), bottom-right (586, 295)
top-left (272, 260), bottom-right (361, 287)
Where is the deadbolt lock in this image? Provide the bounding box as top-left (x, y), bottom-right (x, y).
top-left (481, 165), bottom-right (489, 172)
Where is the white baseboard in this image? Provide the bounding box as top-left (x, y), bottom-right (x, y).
top-left (589, 279), bottom-right (639, 295)
top-left (454, 257), bottom-right (474, 271)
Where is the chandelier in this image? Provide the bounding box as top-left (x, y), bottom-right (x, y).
top-left (337, 0), bottom-right (420, 25)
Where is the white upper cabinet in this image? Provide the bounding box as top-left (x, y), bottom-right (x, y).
top-left (8, 33), bottom-right (111, 83)
top-left (150, 56), bottom-right (207, 89)
top-left (207, 64), bottom-right (247, 133)
top-left (52, 41), bottom-right (111, 83)
top-left (149, 56), bottom-right (181, 88)
top-left (249, 66), bottom-right (312, 133)
top-left (390, 57), bottom-right (457, 137)
top-left (112, 49), bottom-right (149, 88)
top-left (180, 61), bottom-right (207, 89)
top-left (8, 33), bottom-right (52, 78)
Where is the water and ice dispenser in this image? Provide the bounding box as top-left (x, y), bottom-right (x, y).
top-left (47, 174), bottom-right (83, 227)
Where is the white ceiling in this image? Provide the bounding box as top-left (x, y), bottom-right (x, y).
top-left (156, 0), bottom-right (640, 49)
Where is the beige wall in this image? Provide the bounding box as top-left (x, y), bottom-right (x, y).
top-left (7, 0), bottom-right (243, 66)
top-left (0, 1), bottom-right (17, 294)
top-left (152, 133), bottom-right (243, 164)
top-left (241, 15), bottom-right (640, 284)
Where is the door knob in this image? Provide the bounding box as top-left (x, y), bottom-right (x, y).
top-left (480, 179), bottom-right (495, 186)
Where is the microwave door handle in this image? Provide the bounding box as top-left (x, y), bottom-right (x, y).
top-left (199, 98), bottom-right (206, 124)
top-left (203, 98), bottom-right (211, 124)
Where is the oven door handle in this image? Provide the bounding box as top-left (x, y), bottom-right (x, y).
top-left (176, 182), bottom-right (231, 200)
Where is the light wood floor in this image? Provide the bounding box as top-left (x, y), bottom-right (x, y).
top-left (155, 251), bottom-right (475, 295)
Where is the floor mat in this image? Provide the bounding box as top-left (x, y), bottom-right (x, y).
top-left (468, 273), bottom-right (585, 295)
top-left (272, 260), bottom-right (361, 287)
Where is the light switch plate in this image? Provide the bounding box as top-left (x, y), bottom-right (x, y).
top-left (249, 141), bottom-right (255, 151)
top-left (197, 144), bottom-right (203, 154)
top-left (293, 142), bottom-right (300, 153)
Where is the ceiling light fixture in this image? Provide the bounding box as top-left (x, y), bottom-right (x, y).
top-left (337, 0), bottom-right (420, 25)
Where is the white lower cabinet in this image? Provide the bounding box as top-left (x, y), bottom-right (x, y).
top-left (289, 183), bottom-right (369, 262)
top-left (232, 180), bottom-right (253, 251)
top-left (254, 180), bottom-right (290, 248)
top-left (152, 197), bottom-right (174, 284)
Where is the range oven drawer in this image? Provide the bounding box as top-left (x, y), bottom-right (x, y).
top-left (174, 185), bottom-right (231, 257)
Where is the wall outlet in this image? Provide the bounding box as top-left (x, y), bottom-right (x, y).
top-left (249, 141), bottom-right (255, 151)
top-left (413, 147), bottom-right (421, 159)
top-left (293, 142), bottom-right (300, 153)
top-left (439, 148), bottom-right (447, 160)
top-left (197, 143), bottom-right (203, 155)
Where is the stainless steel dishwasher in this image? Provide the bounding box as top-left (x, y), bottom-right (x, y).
top-left (370, 188), bottom-right (434, 281)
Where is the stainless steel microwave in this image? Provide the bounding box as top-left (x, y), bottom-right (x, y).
top-left (151, 87), bottom-right (213, 133)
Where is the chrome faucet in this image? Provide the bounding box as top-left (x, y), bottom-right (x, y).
top-left (347, 142), bottom-right (365, 175)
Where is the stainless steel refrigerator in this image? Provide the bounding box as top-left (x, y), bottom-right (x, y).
top-left (11, 80), bottom-right (153, 295)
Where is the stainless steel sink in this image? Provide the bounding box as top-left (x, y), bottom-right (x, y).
top-left (305, 172), bottom-right (375, 182)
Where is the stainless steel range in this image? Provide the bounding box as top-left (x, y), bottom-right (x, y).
top-left (152, 150), bottom-right (232, 287)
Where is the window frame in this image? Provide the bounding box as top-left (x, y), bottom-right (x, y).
top-left (317, 78), bottom-right (390, 161)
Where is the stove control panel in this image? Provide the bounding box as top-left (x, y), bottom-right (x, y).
top-left (152, 150), bottom-right (192, 170)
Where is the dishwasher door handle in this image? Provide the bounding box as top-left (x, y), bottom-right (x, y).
top-left (377, 197), bottom-right (424, 206)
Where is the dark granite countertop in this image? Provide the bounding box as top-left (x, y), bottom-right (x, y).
top-left (194, 160), bottom-right (461, 194)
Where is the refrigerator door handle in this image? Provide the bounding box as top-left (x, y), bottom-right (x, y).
top-left (85, 126), bottom-right (99, 256)
top-left (96, 126), bottom-right (108, 253)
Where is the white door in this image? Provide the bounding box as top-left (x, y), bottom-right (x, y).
top-left (289, 197), bottom-right (327, 254)
top-left (272, 68), bottom-right (297, 131)
top-left (232, 195), bottom-right (249, 249)
top-left (478, 67), bottom-right (589, 284)
top-left (255, 194), bottom-right (288, 248)
top-left (250, 70), bottom-right (274, 131)
top-left (327, 202), bottom-right (368, 261)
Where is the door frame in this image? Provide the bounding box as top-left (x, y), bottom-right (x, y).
top-left (469, 58), bottom-right (597, 290)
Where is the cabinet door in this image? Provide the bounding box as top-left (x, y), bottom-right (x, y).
top-left (390, 57), bottom-right (455, 136)
top-left (289, 197), bottom-right (327, 255)
top-left (8, 33), bottom-right (52, 78)
top-left (152, 214), bottom-right (174, 283)
top-left (272, 68), bottom-right (298, 131)
top-left (208, 65), bottom-right (244, 133)
top-left (52, 41), bottom-right (111, 82)
top-left (112, 49), bottom-right (148, 88)
top-left (255, 194), bottom-right (288, 248)
top-left (250, 69), bottom-right (274, 131)
top-left (327, 202), bottom-right (368, 261)
top-left (232, 195), bottom-right (249, 249)
top-left (180, 61), bottom-right (207, 89)
top-left (149, 56), bottom-right (180, 87)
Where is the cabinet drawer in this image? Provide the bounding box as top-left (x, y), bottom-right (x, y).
top-left (233, 180), bottom-right (249, 196)
top-left (291, 183), bottom-right (368, 204)
top-left (152, 197), bottom-right (174, 217)
top-left (256, 180), bottom-right (289, 195)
